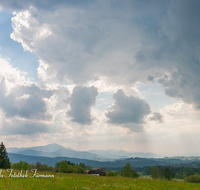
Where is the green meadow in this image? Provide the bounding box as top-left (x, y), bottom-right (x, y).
top-left (0, 170), bottom-right (200, 190)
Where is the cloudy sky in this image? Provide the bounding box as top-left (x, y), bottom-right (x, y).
top-left (0, 0), bottom-right (200, 155)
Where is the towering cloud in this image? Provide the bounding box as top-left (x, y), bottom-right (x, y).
top-left (106, 90), bottom-right (151, 125)
top-left (67, 86), bottom-right (98, 125)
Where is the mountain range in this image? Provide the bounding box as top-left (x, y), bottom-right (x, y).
top-left (7, 143), bottom-right (163, 161)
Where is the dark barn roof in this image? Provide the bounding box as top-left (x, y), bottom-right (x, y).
top-left (88, 169), bottom-right (106, 176)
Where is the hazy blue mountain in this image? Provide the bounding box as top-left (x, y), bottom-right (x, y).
top-left (7, 143), bottom-right (64, 153)
top-left (52, 148), bottom-right (109, 160)
top-left (7, 143), bottom-right (163, 160)
top-left (88, 149), bottom-right (163, 159)
top-left (16, 148), bottom-right (108, 160)
top-left (8, 143), bottom-right (109, 161)
top-left (24, 143), bottom-right (66, 153)
top-left (16, 149), bottom-right (47, 157)
top-left (6, 147), bottom-right (28, 153)
top-left (88, 149), bottom-right (129, 159)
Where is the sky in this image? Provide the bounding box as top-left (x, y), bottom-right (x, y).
top-left (0, 0), bottom-right (200, 156)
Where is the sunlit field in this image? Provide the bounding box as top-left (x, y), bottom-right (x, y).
top-left (0, 170), bottom-right (199, 190)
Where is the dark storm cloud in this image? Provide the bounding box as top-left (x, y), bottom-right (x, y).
top-left (159, 67), bottom-right (200, 109)
top-left (67, 86), bottom-right (98, 125)
top-left (157, 0), bottom-right (200, 109)
top-left (149, 112), bottom-right (163, 123)
top-left (106, 89), bottom-right (151, 125)
top-left (0, 78), bottom-right (52, 119)
top-left (133, 0), bottom-right (200, 109)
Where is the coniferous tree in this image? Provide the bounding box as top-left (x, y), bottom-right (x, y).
top-left (159, 167), bottom-right (164, 179)
top-left (0, 142), bottom-right (10, 169)
top-left (164, 167), bottom-right (172, 180)
top-left (79, 162), bottom-right (86, 169)
top-left (123, 163), bottom-right (132, 177)
top-left (151, 166), bottom-right (159, 179)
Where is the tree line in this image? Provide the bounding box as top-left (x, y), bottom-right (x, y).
top-left (142, 165), bottom-right (200, 179)
top-left (11, 161), bottom-right (54, 171)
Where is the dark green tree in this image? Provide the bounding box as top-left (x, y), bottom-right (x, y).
top-left (164, 167), bottom-right (172, 180)
top-left (35, 162), bottom-right (42, 171)
top-left (123, 163), bottom-right (132, 177)
top-left (132, 170), bottom-right (139, 178)
top-left (41, 164), bottom-right (48, 171)
top-left (54, 162), bottom-right (60, 172)
top-left (58, 160), bottom-right (69, 173)
top-left (142, 167), bottom-right (151, 175)
top-left (151, 166), bottom-right (159, 179)
top-left (29, 163), bottom-right (36, 170)
top-left (0, 142), bottom-right (10, 169)
top-left (159, 167), bottom-right (164, 179)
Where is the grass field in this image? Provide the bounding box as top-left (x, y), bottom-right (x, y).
top-left (0, 170), bottom-right (200, 189)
